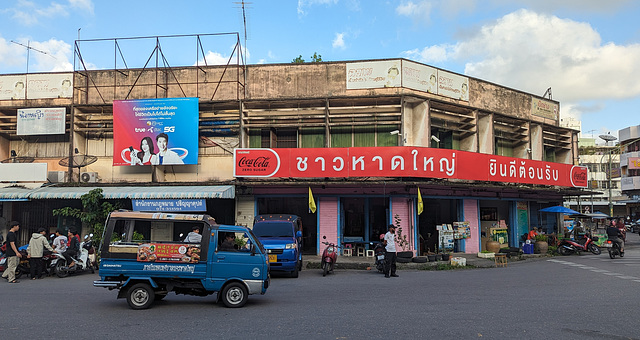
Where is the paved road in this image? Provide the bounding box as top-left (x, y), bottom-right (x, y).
top-left (1, 234), bottom-right (639, 339)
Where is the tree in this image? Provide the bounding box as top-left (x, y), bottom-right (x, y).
top-left (291, 52), bottom-right (323, 64)
top-left (52, 188), bottom-right (119, 248)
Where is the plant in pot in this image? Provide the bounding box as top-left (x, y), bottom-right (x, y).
top-left (534, 234), bottom-right (549, 254)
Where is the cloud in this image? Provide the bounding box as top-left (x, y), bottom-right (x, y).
top-left (0, 37), bottom-right (28, 69)
top-left (68, 0), bottom-right (94, 15)
top-left (195, 51), bottom-right (232, 66)
top-left (297, 0), bottom-right (338, 16)
top-left (332, 32), bottom-right (346, 49)
top-left (403, 9), bottom-right (640, 105)
top-left (396, 1), bottom-right (433, 24)
top-left (0, 38), bottom-right (73, 72)
top-left (7, 0), bottom-right (94, 26)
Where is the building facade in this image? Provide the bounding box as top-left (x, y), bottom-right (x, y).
top-left (619, 125), bottom-right (640, 217)
top-left (0, 51), bottom-right (586, 254)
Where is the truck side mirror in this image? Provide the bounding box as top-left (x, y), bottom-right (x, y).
top-left (296, 231), bottom-right (302, 238)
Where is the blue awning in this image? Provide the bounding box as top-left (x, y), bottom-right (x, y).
top-left (0, 185), bottom-right (235, 200)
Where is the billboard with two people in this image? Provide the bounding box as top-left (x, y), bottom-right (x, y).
top-left (113, 97), bottom-right (199, 166)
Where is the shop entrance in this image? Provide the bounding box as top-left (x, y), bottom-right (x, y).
top-left (479, 201), bottom-right (511, 251)
top-left (341, 197), bottom-right (389, 244)
top-left (418, 199), bottom-right (458, 254)
top-left (257, 197), bottom-right (318, 255)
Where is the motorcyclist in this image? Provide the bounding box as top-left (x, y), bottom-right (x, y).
top-left (606, 222), bottom-right (624, 254)
top-left (62, 229), bottom-right (80, 268)
top-left (52, 229), bottom-right (67, 254)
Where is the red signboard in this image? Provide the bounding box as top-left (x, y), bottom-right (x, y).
top-left (233, 147), bottom-right (588, 188)
top-left (629, 157), bottom-right (640, 170)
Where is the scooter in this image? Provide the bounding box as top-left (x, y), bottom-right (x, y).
top-left (372, 235), bottom-right (386, 273)
top-left (557, 233), bottom-right (601, 256)
top-left (605, 239), bottom-right (624, 259)
top-left (53, 235), bottom-right (96, 278)
top-left (320, 236), bottom-right (340, 277)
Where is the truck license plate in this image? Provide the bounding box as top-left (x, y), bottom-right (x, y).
top-left (268, 254), bottom-right (277, 262)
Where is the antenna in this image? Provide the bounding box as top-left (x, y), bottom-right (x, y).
top-left (542, 87), bottom-right (552, 100)
top-left (10, 40), bottom-right (56, 74)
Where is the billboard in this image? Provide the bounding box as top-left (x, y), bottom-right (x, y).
top-left (113, 97), bottom-right (199, 166)
top-left (402, 60), bottom-right (438, 94)
top-left (346, 60), bottom-right (402, 89)
top-left (234, 147), bottom-right (588, 188)
top-left (531, 97), bottom-right (559, 120)
top-left (437, 70), bottom-right (469, 101)
top-left (0, 73), bottom-right (73, 100)
top-left (17, 107), bottom-right (66, 135)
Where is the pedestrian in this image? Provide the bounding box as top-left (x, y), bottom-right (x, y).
top-left (52, 229), bottom-right (67, 254)
top-left (27, 227), bottom-right (54, 279)
top-left (383, 224), bottom-right (399, 278)
top-left (2, 221), bottom-right (22, 283)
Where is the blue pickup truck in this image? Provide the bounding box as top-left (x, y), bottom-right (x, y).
top-left (253, 214), bottom-right (303, 278)
top-left (94, 211), bottom-right (270, 309)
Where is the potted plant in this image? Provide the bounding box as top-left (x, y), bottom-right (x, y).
top-left (393, 214), bottom-right (413, 258)
top-left (534, 234), bottom-right (549, 254)
top-left (477, 250), bottom-right (495, 259)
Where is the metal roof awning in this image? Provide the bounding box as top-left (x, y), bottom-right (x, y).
top-left (2, 185), bottom-right (235, 200)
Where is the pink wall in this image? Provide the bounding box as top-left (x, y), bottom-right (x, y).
top-left (318, 197), bottom-right (338, 254)
top-left (391, 197), bottom-right (413, 252)
top-left (463, 199), bottom-right (480, 253)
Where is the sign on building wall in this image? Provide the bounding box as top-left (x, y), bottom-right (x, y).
top-left (17, 107), bottom-right (66, 135)
top-left (113, 97), bottom-right (199, 166)
top-left (0, 73), bottom-right (73, 100)
top-left (436, 69), bottom-right (469, 101)
top-left (132, 199), bottom-right (206, 212)
top-left (531, 97), bottom-right (559, 120)
top-left (346, 60), bottom-right (402, 89)
top-left (628, 157), bottom-right (640, 170)
top-left (234, 147), bottom-right (588, 188)
top-left (402, 60), bottom-right (438, 94)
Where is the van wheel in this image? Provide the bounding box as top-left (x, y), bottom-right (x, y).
top-left (290, 265), bottom-right (299, 278)
top-left (127, 283), bottom-right (155, 310)
top-left (221, 282), bottom-right (248, 308)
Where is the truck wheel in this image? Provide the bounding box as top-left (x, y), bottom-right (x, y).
top-left (221, 282), bottom-right (248, 308)
top-left (127, 283), bottom-right (155, 310)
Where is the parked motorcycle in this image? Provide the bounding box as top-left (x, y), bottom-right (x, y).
top-left (372, 238), bottom-right (386, 273)
top-left (53, 235), bottom-right (96, 278)
top-left (320, 236), bottom-right (340, 277)
top-left (557, 234), bottom-right (601, 256)
top-left (605, 239), bottom-right (624, 259)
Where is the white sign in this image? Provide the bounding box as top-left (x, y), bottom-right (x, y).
top-left (0, 163), bottom-right (48, 182)
top-left (0, 73), bottom-right (72, 100)
top-left (346, 60), bottom-right (402, 89)
top-left (437, 70), bottom-right (469, 101)
top-left (0, 75), bottom-right (26, 100)
top-left (17, 107), bottom-right (66, 135)
top-left (402, 60), bottom-right (438, 94)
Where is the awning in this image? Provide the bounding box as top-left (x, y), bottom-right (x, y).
top-left (2, 185), bottom-right (235, 200)
top-left (0, 187), bottom-right (32, 201)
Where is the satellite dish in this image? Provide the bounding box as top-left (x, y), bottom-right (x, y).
top-left (1, 156), bottom-right (35, 163)
top-left (58, 154), bottom-right (97, 168)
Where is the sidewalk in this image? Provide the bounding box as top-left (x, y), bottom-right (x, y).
top-left (302, 252), bottom-right (548, 270)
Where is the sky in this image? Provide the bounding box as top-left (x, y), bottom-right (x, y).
top-left (1, 0), bottom-right (639, 143)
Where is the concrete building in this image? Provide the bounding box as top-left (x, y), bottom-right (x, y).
top-left (0, 36), bottom-right (587, 254)
top-left (619, 125), bottom-right (640, 217)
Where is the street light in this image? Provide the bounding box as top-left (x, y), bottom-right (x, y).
top-left (599, 133), bottom-right (618, 217)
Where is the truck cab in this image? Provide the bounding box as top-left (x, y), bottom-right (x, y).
top-left (252, 214), bottom-right (303, 278)
top-left (94, 211), bottom-right (269, 309)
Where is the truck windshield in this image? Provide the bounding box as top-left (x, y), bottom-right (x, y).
top-left (252, 222), bottom-right (294, 238)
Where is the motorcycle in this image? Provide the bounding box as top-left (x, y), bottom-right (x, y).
top-left (605, 239), bottom-right (624, 259)
top-left (320, 236), bottom-right (340, 277)
top-left (372, 236), bottom-right (386, 273)
top-left (53, 235), bottom-right (96, 278)
top-left (557, 233), bottom-right (601, 256)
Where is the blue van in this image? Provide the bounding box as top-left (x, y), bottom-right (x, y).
top-left (94, 211), bottom-right (269, 309)
top-left (253, 215), bottom-right (303, 278)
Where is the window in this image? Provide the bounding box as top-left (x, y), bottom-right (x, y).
top-left (218, 231), bottom-right (252, 252)
top-left (496, 138), bottom-right (514, 157)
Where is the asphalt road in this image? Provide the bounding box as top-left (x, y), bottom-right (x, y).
top-left (2, 234), bottom-right (639, 340)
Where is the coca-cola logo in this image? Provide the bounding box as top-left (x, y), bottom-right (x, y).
top-left (234, 149), bottom-right (280, 177)
top-left (570, 166), bottom-right (588, 188)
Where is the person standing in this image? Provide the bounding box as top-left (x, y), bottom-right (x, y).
top-left (27, 227), bottom-right (54, 279)
top-left (383, 224), bottom-right (399, 278)
top-left (2, 221), bottom-right (22, 283)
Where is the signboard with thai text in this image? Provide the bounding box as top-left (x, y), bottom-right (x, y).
top-left (132, 199), bottom-right (206, 212)
top-left (234, 147), bottom-right (588, 188)
top-left (531, 97), bottom-right (559, 120)
top-left (137, 243), bottom-right (201, 263)
top-left (628, 157), bottom-right (640, 170)
top-left (402, 60), bottom-right (438, 94)
top-left (17, 107), bottom-right (66, 135)
top-left (437, 69), bottom-right (469, 101)
top-left (346, 60), bottom-right (402, 89)
top-left (0, 73), bottom-right (73, 100)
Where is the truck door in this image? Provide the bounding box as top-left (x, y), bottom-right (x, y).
top-left (209, 227), bottom-right (266, 286)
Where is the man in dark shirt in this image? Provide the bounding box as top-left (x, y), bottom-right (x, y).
top-left (606, 223), bottom-right (624, 253)
top-left (220, 233), bottom-right (236, 251)
top-left (2, 221), bottom-right (22, 283)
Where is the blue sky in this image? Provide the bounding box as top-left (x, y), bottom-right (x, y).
top-left (1, 0), bottom-right (639, 142)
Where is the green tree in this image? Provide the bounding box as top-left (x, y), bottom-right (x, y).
top-left (292, 55), bottom-right (305, 63)
top-left (292, 52), bottom-right (323, 63)
top-left (52, 188), bottom-right (119, 248)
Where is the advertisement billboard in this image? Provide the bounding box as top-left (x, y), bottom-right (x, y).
top-left (437, 70), bottom-right (469, 101)
top-left (113, 97), bottom-right (199, 166)
top-left (0, 73), bottom-right (73, 100)
top-left (402, 60), bottom-right (438, 94)
top-left (346, 60), bottom-right (402, 89)
top-left (0, 75), bottom-right (26, 100)
top-left (17, 107), bottom-right (66, 135)
top-left (233, 147), bottom-right (588, 188)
